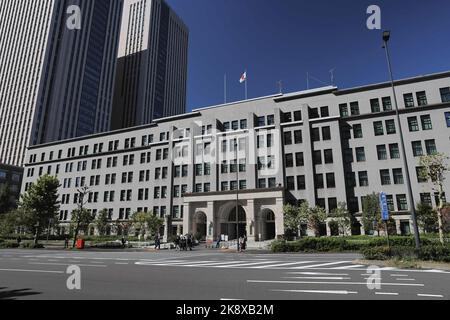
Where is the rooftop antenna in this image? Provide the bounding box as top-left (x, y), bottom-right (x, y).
top-left (277, 80), bottom-right (283, 94)
top-left (329, 68), bottom-right (336, 86)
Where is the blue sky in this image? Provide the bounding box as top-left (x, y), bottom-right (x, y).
top-left (166, 0), bottom-right (450, 111)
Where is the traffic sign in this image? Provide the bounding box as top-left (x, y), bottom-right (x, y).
top-left (379, 192), bottom-right (389, 221)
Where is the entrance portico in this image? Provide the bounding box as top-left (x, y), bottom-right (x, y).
top-left (183, 188), bottom-right (285, 242)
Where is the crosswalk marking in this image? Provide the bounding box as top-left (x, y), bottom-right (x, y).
top-left (221, 261), bottom-right (283, 268)
top-left (250, 261), bottom-right (316, 269)
top-left (291, 261), bottom-right (352, 269)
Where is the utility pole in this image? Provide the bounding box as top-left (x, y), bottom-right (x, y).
top-left (235, 139), bottom-right (240, 252)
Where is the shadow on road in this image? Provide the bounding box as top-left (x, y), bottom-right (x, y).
top-left (0, 287), bottom-right (42, 300)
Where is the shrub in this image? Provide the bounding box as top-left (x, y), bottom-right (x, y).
top-left (271, 237), bottom-right (362, 253)
top-left (362, 245), bottom-right (450, 262)
top-left (0, 241), bottom-right (20, 249)
top-left (20, 242), bottom-right (45, 249)
top-left (90, 242), bottom-right (132, 249)
top-left (367, 236), bottom-right (433, 247)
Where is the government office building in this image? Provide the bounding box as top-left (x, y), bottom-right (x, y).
top-left (21, 71), bottom-right (450, 241)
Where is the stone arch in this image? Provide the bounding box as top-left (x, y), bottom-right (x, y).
top-left (260, 208), bottom-right (276, 240)
top-left (217, 202), bottom-right (247, 240)
top-left (193, 211), bottom-right (207, 240)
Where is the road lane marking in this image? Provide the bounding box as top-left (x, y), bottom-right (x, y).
top-left (250, 261), bottom-right (317, 269)
top-left (272, 290), bottom-right (358, 295)
top-left (396, 278), bottom-right (416, 281)
top-left (221, 261), bottom-right (283, 268)
top-left (0, 268), bottom-right (64, 274)
top-left (292, 261), bottom-right (352, 269)
top-left (283, 277), bottom-right (351, 280)
top-left (390, 274), bottom-right (409, 277)
top-left (375, 292), bottom-right (399, 296)
top-left (417, 294), bottom-right (444, 298)
top-left (333, 264), bottom-right (365, 269)
top-left (247, 280), bottom-right (424, 287)
top-left (182, 261), bottom-right (255, 267)
top-left (29, 262), bottom-right (107, 268)
top-left (287, 272), bottom-right (349, 276)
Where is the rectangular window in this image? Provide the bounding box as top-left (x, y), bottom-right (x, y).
top-left (297, 175), bottom-right (306, 190)
top-left (440, 87), bottom-right (450, 102)
top-left (294, 111), bottom-right (302, 122)
top-left (239, 180), bottom-right (247, 190)
top-left (258, 179), bottom-right (266, 189)
top-left (373, 121), bottom-right (384, 136)
top-left (408, 117), bottom-right (419, 132)
top-left (231, 120), bottom-right (239, 131)
top-left (267, 115), bottom-right (275, 126)
top-left (420, 193), bottom-right (432, 206)
top-left (412, 141), bottom-right (423, 157)
top-left (404, 93), bottom-right (414, 108)
top-left (268, 178), bottom-right (277, 188)
top-left (425, 139), bottom-right (437, 155)
top-left (312, 128), bottom-right (320, 142)
top-left (322, 127), bottom-right (331, 141)
top-left (309, 108), bottom-right (320, 119)
top-left (382, 97), bottom-right (392, 111)
top-left (240, 119), bottom-right (248, 129)
top-left (359, 171), bottom-right (369, 187)
top-left (257, 135), bottom-right (265, 149)
top-left (416, 91), bottom-right (427, 106)
top-left (380, 170), bottom-right (391, 185)
top-left (350, 102), bottom-right (360, 116)
top-left (294, 130), bottom-right (303, 144)
top-left (221, 182), bottom-right (229, 191)
top-left (230, 181), bottom-right (238, 191)
top-left (421, 115), bottom-right (433, 130)
top-left (416, 167), bottom-right (427, 183)
top-left (389, 143), bottom-right (400, 159)
top-left (326, 173), bottom-right (336, 188)
top-left (355, 147), bottom-right (366, 162)
top-left (370, 99), bottom-right (380, 113)
top-left (315, 174), bottom-right (324, 189)
top-left (324, 149), bottom-right (333, 164)
top-left (393, 168), bottom-right (404, 184)
top-left (397, 195), bottom-right (408, 211)
top-left (283, 112), bottom-right (292, 123)
top-left (285, 154), bottom-right (294, 168)
top-left (353, 124), bottom-right (363, 139)
top-left (284, 132), bottom-right (292, 145)
top-left (287, 177), bottom-right (295, 190)
top-left (320, 106), bottom-right (330, 118)
top-left (377, 145), bottom-right (387, 160)
top-left (445, 112), bottom-right (450, 127)
top-left (339, 104), bottom-right (349, 117)
top-left (386, 120), bottom-right (396, 134)
top-left (296, 152), bottom-right (304, 167)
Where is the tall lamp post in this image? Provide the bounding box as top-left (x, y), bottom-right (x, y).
top-left (234, 140), bottom-right (240, 252)
top-left (382, 31), bottom-right (421, 249)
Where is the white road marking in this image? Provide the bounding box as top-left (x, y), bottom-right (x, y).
top-left (272, 289), bottom-right (358, 295)
top-left (396, 278), bottom-right (416, 281)
top-left (250, 261), bottom-right (317, 269)
top-left (115, 262), bottom-right (129, 265)
top-left (287, 272), bottom-right (350, 276)
top-left (333, 264), bottom-right (365, 269)
top-left (375, 292), bottom-right (399, 296)
top-left (247, 280), bottom-right (424, 287)
top-left (417, 294), bottom-right (444, 298)
top-left (220, 298), bottom-right (244, 301)
top-left (221, 261), bottom-right (283, 268)
top-left (292, 261), bottom-right (352, 269)
top-left (283, 277), bottom-right (351, 280)
top-left (29, 262), bottom-right (107, 268)
top-left (182, 261), bottom-right (255, 267)
top-left (390, 274), bottom-right (409, 277)
top-left (0, 268), bottom-right (64, 274)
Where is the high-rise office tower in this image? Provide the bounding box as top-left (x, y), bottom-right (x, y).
top-left (0, 0), bottom-right (123, 166)
top-left (111, 0), bottom-right (189, 130)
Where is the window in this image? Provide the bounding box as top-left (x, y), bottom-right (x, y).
top-left (386, 120), bottom-right (396, 134)
top-left (420, 193), bottom-right (432, 206)
top-left (311, 128), bottom-right (320, 142)
top-left (297, 175), bottom-right (306, 190)
top-left (240, 119), bottom-right (248, 129)
top-left (294, 130), bottom-right (303, 144)
top-left (324, 149), bottom-right (333, 164)
top-left (425, 139), bottom-right (437, 155)
top-left (309, 108), bottom-right (320, 119)
top-left (408, 117), bottom-right (419, 132)
top-left (257, 157), bottom-right (266, 170)
top-left (268, 178), bottom-right (277, 188)
top-left (294, 111), bottom-right (302, 122)
top-left (350, 102), bottom-right (360, 116)
top-left (287, 177), bottom-right (295, 190)
top-left (239, 181), bottom-right (247, 190)
top-left (440, 87), bottom-right (450, 102)
top-left (435, 192), bottom-right (447, 206)
top-left (412, 141), bottom-right (423, 157)
top-left (359, 171), bottom-right (369, 187)
top-left (373, 121), bottom-right (384, 136)
top-left (283, 112), bottom-right (292, 123)
top-left (239, 159), bottom-right (246, 172)
top-left (230, 160), bottom-right (237, 173)
top-left (322, 127), bottom-right (331, 141)
top-left (389, 143), bottom-right (400, 159)
top-left (446, 112), bottom-right (450, 127)
top-left (328, 198), bottom-right (338, 212)
top-left (382, 97), bottom-right (392, 111)
top-left (397, 195), bottom-right (408, 211)
top-left (257, 135), bottom-right (265, 149)
top-left (326, 173), bottom-right (336, 188)
top-left (284, 132), bottom-right (292, 145)
top-left (313, 151), bottom-right (322, 165)
top-left (416, 91), bottom-right (427, 106)
top-left (404, 93), bottom-right (414, 108)
top-left (223, 122), bottom-right (230, 132)
top-left (416, 167), bottom-right (427, 183)
top-left (353, 124), bottom-right (363, 139)
top-left (377, 145), bottom-right (387, 160)
top-left (258, 179), bottom-right (267, 189)
top-left (380, 170), bottom-right (391, 185)
top-left (355, 147), bottom-right (366, 162)
top-left (230, 181), bottom-right (238, 191)
top-left (393, 168), bottom-right (404, 184)
top-left (315, 174), bottom-right (324, 189)
top-left (370, 99), bottom-right (380, 113)
top-left (386, 195), bottom-right (394, 212)
top-left (285, 154), bottom-right (294, 168)
top-left (182, 165), bottom-right (188, 177)
top-left (221, 182), bottom-right (229, 191)
top-left (267, 115), bottom-right (275, 125)
top-left (320, 106), bottom-right (329, 118)
top-left (339, 104), bottom-right (348, 117)
top-left (256, 116), bottom-right (265, 127)
top-left (295, 152), bottom-right (304, 167)
top-left (195, 164), bottom-right (203, 176)
top-left (421, 115), bottom-right (432, 130)
top-left (231, 120), bottom-right (239, 131)
top-left (195, 184), bottom-right (202, 193)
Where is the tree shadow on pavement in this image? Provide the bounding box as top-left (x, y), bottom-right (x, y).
top-left (0, 287), bottom-right (42, 300)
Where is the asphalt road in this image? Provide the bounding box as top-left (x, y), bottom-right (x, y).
top-left (0, 249), bottom-right (449, 300)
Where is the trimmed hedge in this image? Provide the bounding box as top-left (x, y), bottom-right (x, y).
top-left (272, 238), bottom-right (361, 253)
top-left (90, 242), bottom-right (132, 249)
top-left (362, 245), bottom-right (450, 262)
top-left (0, 241), bottom-right (20, 249)
top-left (20, 242), bottom-right (45, 249)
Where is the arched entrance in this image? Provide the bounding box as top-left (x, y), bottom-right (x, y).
top-left (193, 212), bottom-right (207, 240)
top-left (220, 205), bottom-right (247, 240)
top-left (264, 210), bottom-right (276, 240)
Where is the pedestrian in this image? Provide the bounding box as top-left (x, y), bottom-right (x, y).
top-left (215, 236), bottom-right (221, 249)
top-left (121, 236), bottom-right (126, 248)
top-left (181, 236), bottom-right (187, 251)
top-left (17, 236), bottom-right (22, 246)
top-left (238, 237), bottom-right (244, 252)
top-left (242, 235), bottom-right (247, 252)
top-left (175, 235), bottom-right (181, 251)
top-left (154, 234), bottom-right (161, 250)
top-left (64, 236), bottom-right (69, 249)
top-left (187, 235), bottom-right (193, 251)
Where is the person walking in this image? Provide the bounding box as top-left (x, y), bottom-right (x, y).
top-left (175, 235), bottom-right (181, 251)
top-left (154, 234), bottom-right (161, 250)
top-left (215, 236), bottom-right (221, 249)
top-left (187, 235), bottom-right (193, 251)
top-left (64, 236), bottom-right (69, 249)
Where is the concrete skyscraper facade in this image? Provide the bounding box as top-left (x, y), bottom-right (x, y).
top-left (0, 0), bottom-right (124, 167)
top-left (112, 0), bottom-right (189, 130)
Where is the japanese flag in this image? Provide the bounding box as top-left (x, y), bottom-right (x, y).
top-left (239, 71), bottom-right (247, 83)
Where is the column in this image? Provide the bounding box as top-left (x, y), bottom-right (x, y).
top-left (357, 217), bottom-right (366, 235)
top-left (395, 218), bottom-right (401, 236)
top-left (275, 197), bottom-right (284, 239)
top-left (163, 214), bottom-right (171, 243)
top-left (206, 201), bottom-right (215, 241)
top-left (183, 203), bottom-right (192, 236)
top-left (246, 199), bottom-right (255, 242)
top-left (326, 219), bottom-right (332, 237)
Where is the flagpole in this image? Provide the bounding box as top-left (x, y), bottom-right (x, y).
top-left (224, 74), bottom-right (227, 104)
top-left (245, 69), bottom-right (248, 100)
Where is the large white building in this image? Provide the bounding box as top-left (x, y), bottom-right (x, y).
top-left (0, 0), bottom-right (123, 166)
top-left (21, 71), bottom-right (450, 241)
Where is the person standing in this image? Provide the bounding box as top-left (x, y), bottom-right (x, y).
top-left (154, 234), bottom-right (161, 250)
top-left (64, 236), bottom-right (69, 249)
top-left (187, 235), bottom-right (193, 251)
top-left (175, 235), bottom-right (181, 251)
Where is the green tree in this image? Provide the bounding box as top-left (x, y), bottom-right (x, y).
top-left (283, 204), bottom-right (301, 237)
top-left (0, 208), bottom-right (32, 235)
top-left (71, 208), bottom-right (95, 247)
top-left (419, 153), bottom-right (449, 244)
top-left (416, 202), bottom-right (438, 233)
top-left (131, 211), bottom-right (164, 238)
top-left (147, 213), bottom-right (164, 237)
top-left (308, 206), bottom-right (327, 237)
top-left (20, 175), bottom-right (60, 244)
top-left (95, 209), bottom-right (110, 236)
top-left (361, 193), bottom-right (381, 235)
top-left (0, 185), bottom-right (13, 214)
top-left (332, 202), bottom-right (352, 236)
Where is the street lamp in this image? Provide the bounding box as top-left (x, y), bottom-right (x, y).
top-left (382, 30), bottom-right (421, 249)
top-left (234, 140), bottom-right (240, 252)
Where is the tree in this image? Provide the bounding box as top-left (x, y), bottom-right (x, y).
top-left (95, 209), bottom-right (109, 236)
top-left (332, 202), bottom-right (352, 236)
top-left (71, 208), bottom-right (95, 247)
top-left (0, 208), bottom-right (32, 235)
top-left (416, 202), bottom-right (438, 233)
top-left (147, 214), bottom-right (164, 237)
top-left (0, 185), bottom-right (13, 214)
top-left (308, 206), bottom-right (327, 237)
top-left (419, 153), bottom-right (450, 244)
top-left (283, 204), bottom-right (300, 237)
top-left (131, 211), bottom-right (164, 238)
top-left (361, 193), bottom-right (381, 236)
top-left (20, 175), bottom-right (60, 244)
